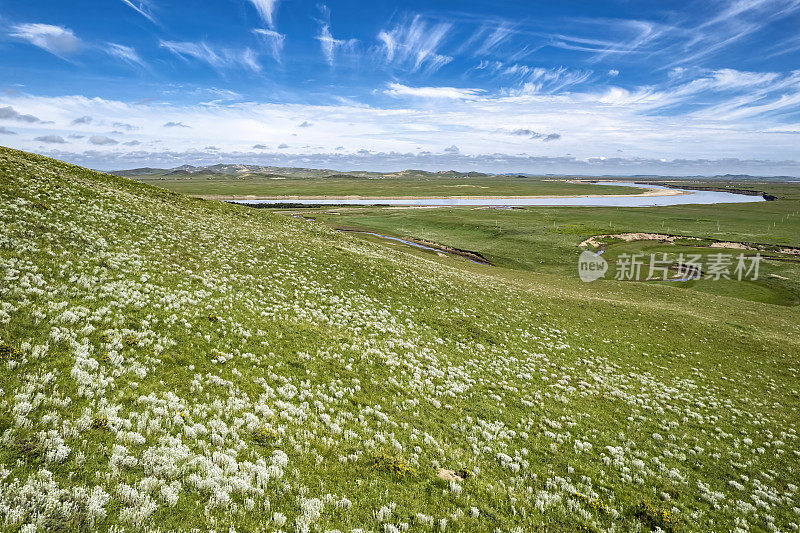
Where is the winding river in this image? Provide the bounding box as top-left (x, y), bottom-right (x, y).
top-left (232, 182), bottom-right (766, 207)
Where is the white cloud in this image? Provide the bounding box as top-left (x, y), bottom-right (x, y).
top-left (547, 2), bottom-right (800, 69)
top-left (316, 25), bottom-right (356, 67)
top-left (253, 29), bottom-right (285, 62)
top-left (34, 135), bottom-right (67, 144)
top-left (592, 68), bottom-right (800, 118)
top-left (384, 83), bottom-right (484, 100)
top-left (106, 43), bottom-right (147, 67)
top-left (509, 67), bottom-right (593, 95)
top-left (89, 135), bottom-right (119, 145)
top-left (474, 24), bottom-right (514, 56)
top-left (120, 0), bottom-right (158, 24)
top-left (548, 20), bottom-right (662, 59)
top-left (313, 6), bottom-right (357, 68)
top-left (376, 15), bottom-right (453, 73)
top-left (248, 0), bottom-right (280, 29)
top-left (507, 129), bottom-right (561, 141)
top-left (2, 70), bottom-right (798, 174)
top-left (0, 105), bottom-right (44, 123)
top-left (160, 41), bottom-right (261, 72)
top-left (9, 23), bottom-right (82, 58)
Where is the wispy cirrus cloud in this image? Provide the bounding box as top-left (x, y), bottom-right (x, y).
top-left (592, 68), bottom-right (800, 119)
top-left (120, 0), bottom-right (158, 24)
top-left (659, 0), bottom-right (800, 68)
top-left (459, 23), bottom-right (516, 58)
top-left (763, 32), bottom-right (800, 59)
top-left (316, 25), bottom-right (357, 67)
top-left (522, 67), bottom-right (593, 93)
top-left (313, 5), bottom-right (357, 67)
top-left (252, 29), bottom-right (285, 63)
top-left (480, 66), bottom-right (593, 95)
top-left (160, 40), bottom-right (261, 72)
top-left (544, 1), bottom-right (800, 68)
top-left (248, 0), bottom-right (280, 29)
top-left (376, 15), bottom-right (453, 73)
top-left (548, 20), bottom-right (664, 62)
top-left (9, 23), bottom-right (82, 59)
top-left (473, 62), bottom-right (594, 94)
top-left (106, 43), bottom-right (147, 67)
top-left (687, 70), bottom-right (800, 121)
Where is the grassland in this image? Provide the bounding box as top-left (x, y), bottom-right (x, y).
top-left (293, 181), bottom-right (800, 306)
top-left (131, 173), bottom-right (650, 198)
top-left (1, 146), bottom-right (799, 532)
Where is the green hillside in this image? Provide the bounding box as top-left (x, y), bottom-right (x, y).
top-left (0, 146), bottom-right (798, 532)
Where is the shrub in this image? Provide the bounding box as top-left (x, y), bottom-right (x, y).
top-left (91, 415), bottom-right (109, 430)
top-left (10, 435), bottom-right (43, 462)
top-left (572, 492), bottom-right (609, 515)
top-left (252, 427), bottom-right (278, 446)
top-left (371, 452), bottom-right (416, 479)
top-left (635, 500), bottom-right (680, 532)
top-left (0, 341), bottom-right (21, 361)
top-left (122, 334), bottom-right (138, 347)
top-left (455, 468), bottom-right (473, 480)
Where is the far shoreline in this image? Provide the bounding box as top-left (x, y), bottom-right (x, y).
top-left (194, 185), bottom-right (690, 202)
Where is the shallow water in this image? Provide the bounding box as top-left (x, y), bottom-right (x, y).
top-left (339, 230), bottom-right (488, 264)
top-left (233, 182), bottom-right (766, 207)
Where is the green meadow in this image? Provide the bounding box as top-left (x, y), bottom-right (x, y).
top-left (1, 146), bottom-right (799, 532)
top-left (293, 182), bottom-right (800, 306)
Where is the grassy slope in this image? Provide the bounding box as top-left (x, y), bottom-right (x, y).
top-left (132, 174), bottom-right (649, 198)
top-left (0, 147), bottom-right (799, 532)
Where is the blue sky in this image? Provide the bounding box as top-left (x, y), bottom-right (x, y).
top-left (1, 0), bottom-right (799, 174)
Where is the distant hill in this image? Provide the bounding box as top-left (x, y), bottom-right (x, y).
top-left (109, 164), bottom-right (799, 182)
top-left (108, 164), bottom-right (501, 180)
